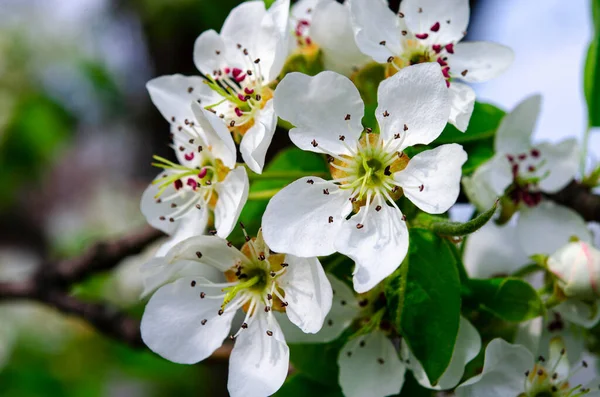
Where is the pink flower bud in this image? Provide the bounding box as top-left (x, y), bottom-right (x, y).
top-left (547, 241), bottom-right (600, 299)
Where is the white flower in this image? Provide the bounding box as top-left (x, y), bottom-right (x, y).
top-left (347, 0), bottom-right (513, 131)
top-left (456, 338), bottom-right (600, 397)
top-left (262, 63), bottom-right (466, 293)
top-left (463, 95), bottom-right (590, 256)
top-left (548, 241), bottom-right (600, 300)
top-left (190, 0), bottom-right (290, 173)
top-left (140, 231), bottom-right (332, 397)
top-left (289, 0), bottom-right (369, 75)
top-left (140, 98), bottom-right (249, 257)
top-left (280, 274), bottom-right (480, 397)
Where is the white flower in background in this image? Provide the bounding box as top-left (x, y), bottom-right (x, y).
top-left (547, 241), bottom-right (600, 301)
top-left (463, 95), bottom-right (590, 256)
top-left (262, 64), bottom-right (466, 293)
top-left (190, 0), bottom-right (289, 173)
top-left (289, 0), bottom-right (369, 75)
top-left (456, 338), bottom-right (600, 397)
top-left (140, 230), bottom-right (332, 397)
top-left (141, 99), bottom-right (249, 257)
top-left (348, 0), bottom-right (513, 131)
top-left (280, 274), bottom-right (480, 397)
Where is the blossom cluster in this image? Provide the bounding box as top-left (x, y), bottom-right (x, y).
top-left (136, 0), bottom-right (600, 396)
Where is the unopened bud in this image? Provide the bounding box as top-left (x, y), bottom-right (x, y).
top-left (547, 241), bottom-right (600, 300)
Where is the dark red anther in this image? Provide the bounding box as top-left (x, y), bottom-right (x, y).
top-left (528, 165), bottom-right (536, 173)
top-left (415, 33), bottom-right (429, 40)
top-left (224, 67), bottom-right (231, 74)
top-left (184, 152), bottom-right (195, 162)
top-left (531, 148), bottom-right (540, 158)
top-left (235, 107), bottom-right (243, 117)
top-left (232, 68), bottom-right (243, 77)
top-left (511, 163), bottom-right (519, 177)
top-left (198, 168), bottom-right (208, 179)
top-left (187, 178), bottom-right (198, 190)
top-left (238, 93), bottom-right (248, 102)
top-left (445, 43), bottom-right (454, 54)
top-left (234, 73), bottom-right (246, 83)
top-left (306, 37), bottom-right (312, 45)
top-left (506, 154), bottom-right (515, 163)
top-left (437, 57), bottom-right (448, 67)
top-left (174, 179), bottom-right (183, 190)
top-left (518, 153), bottom-right (527, 161)
top-left (445, 80), bottom-right (450, 88)
top-left (432, 44), bottom-right (442, 53)
top-left (430, 22), bottom-right (440, 32)
top-left (244, 87), bottom-right (254, 95)
top-left (441, 67), bottom-right (450, 78)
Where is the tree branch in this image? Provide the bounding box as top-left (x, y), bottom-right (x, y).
top-left (547, 181), bottom-right (600, 223)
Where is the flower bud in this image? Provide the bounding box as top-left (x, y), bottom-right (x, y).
top-left (547, 241), bottom-right (600, 300)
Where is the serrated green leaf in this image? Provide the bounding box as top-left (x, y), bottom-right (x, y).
top-left (428, 201), bottom-right (498, 236)
top-left (465, 278), bottom-right (545, 322)
top-left (385, 229), bottom-right (461, 385)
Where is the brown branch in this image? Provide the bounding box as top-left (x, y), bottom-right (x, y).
top-left (547, 181), bottom-right (600, 222)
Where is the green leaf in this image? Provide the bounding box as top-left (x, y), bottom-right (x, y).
top-left (351, 62), bottom-right (386, 132)
top-left (433, 102), bottom-right (505, 145)
top-left (385, 229), bottom-right (461, 385)
top-left (273, 374), bottom-right (343, 397)
top-left (398, 372), bottom-right (436, 397)
top-left (585, 0), bottom-right (600, 126)
top-left (414, 201), bottom-right (498, 236)
top-left (263, 0), bottom-right (276, 8)
top-left (465, 278), bottom-right (545, 322)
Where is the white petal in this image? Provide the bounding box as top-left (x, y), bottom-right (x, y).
top-left (140, 277), bottom-right (235, 364)
top-left (191, 102), bottom-right (237, 169)
top-left (394, 144), bottom-right (466, 214)
top-left (228, 312), bottom-right (289, 397)
top-left (221, 1), bottom-right (268, 51)
top-left (555, 299), bottom-right (600, 329)
top-left (291, 0), bottom-right (319, 21)
top-left (311, 0), bottom-right (370, 75)
top-left (537, 138), bottom-right (579, 193)
top-left (409, 317), bottom-right (481, 390)
top-left (455, 339), bottom-right (533, 397)
top-left (448, 82), bottom-right (476, 132)
top-left (274, 71), bottom-right (364, 155)
top-left (277, 273), bottom-right (359, 344)
top-left (146, 74), bottom-right (212, 125)
top-left (449, 42), bottom-right (514, 83)
top-left (240, 99), bottom-right (277, 174)
top-left (461, 154), bottom-right (512, 212)
top-left (154, 208), bottom-right (209, 257)
top-left (266, 0), bottom-right (291, 40)
top-left (377, 63), bottom-right (450, 146)
top-left (165, 235), bottom-right (249, 272)
top-left (494, 95), bottom-right (540, 154)
top-left (463, 221), bottom-right (529, 279)
top-left (335, 201), bottom-right (408, 293)
top-left (348, 0), bottom-right (403, 63)
top-left (400, 0), bottom-right (469, 44)
top-left (213, 167), bottom-right (249, 239)
top-left (262, 177), bottom-right (353, 257)
top-left (338, 330), bottom-right (406, 397)
top-left (279, 255), bottom-right (332, 334)
top-left (517, 201), bottom-right (592, 256)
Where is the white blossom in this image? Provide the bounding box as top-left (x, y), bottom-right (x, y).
top-left (347, 0), bottom-right (513, 131)
top-left (548, 241), bottom-right (600, 301)
top-left (263, 64), bottom-right (466, 293)
top-left (140, 231), bottom-right (332, 397)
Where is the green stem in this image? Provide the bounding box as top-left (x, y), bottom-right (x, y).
top-left (249, 170), bottom-right (329, 181)
top-left (248, 188), bottom-right (281, 200)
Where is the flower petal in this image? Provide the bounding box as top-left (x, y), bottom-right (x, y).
top-left (240, 99), bottom-right (277, 174)
top-left (338, 330), bottom-right (406, 397)
top-left (277, 273), bottom-right (359, 343)
top-left (455, 339), bottom-right (533, 397)
top-left (335, 201), bottom-right (408, 293)
top-left (279, 255), bottom-right (332, 334)
top-left (394, 144), bottom-right (466, 214)
top-left (214, 167), bottom-right (250, 239)
top-left (408, 317), bottom-right (481, 390)
top-left (191, 102), bottom-right (237, 169)
top-left (193, 29), bottom-right (239, 76)
top-left (311, 0), bottom-right (369, 75)
top-left (449, 42), bottom-right (514, 83)
top-left (274, 71), bottom-right (364, 155)
top-left (400, 0), bottom-right (470, 45)
top-left (146, 74), bottom-right (214, 125)
top-left (154, 208), bottom-right (209, 257)
top-left (555, 299), bottom-right (600, 329)
top-left (348, 0), bottom-right (403, 63)
top-left (448, 82), bottom-right (476, 132)
top-left (262, 177), bottom-right (353, 257)
top-left (536, 138), bottom-right (579, 193)
top-left (461, 154), bottom-right (512, 211)
top-left (494, 95), bottom-right (540, 154)
top-left (228, 312), bottom-right (289, 397)
top-left (165, 235), bottom-right (249, 272)
top-left (377, 63), bottom-right (450, 146)
top-left (517, 201), bottom-right (592, 256)
top-left (140, 277), bottom-right (235, 364)
top-left (463, 221), bottom-right (529, 279)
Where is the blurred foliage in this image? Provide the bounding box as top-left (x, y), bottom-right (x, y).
top-left (584, 0), bottom-right (600, 127)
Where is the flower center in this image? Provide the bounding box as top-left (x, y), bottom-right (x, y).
top-left (327, 132), bottom-right (409, 218)
top-left (506, 148), bottom-right (547, 207)
top-left (521, 353), bottom-right (593, 397)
